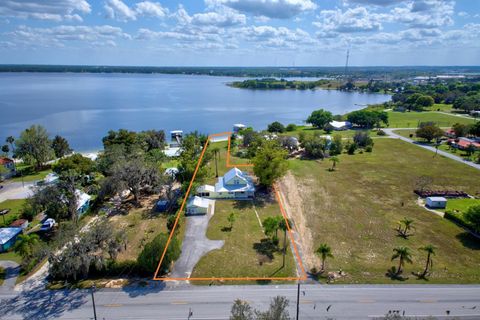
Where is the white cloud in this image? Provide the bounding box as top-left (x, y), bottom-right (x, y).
top-left (6, 24), bottom-right (131, 48)
top-left (0, 0), bottom-right (90, 21)
top-left (345, 0), bottom-right (406, 6)
top-left (104, 0), bottom-right (168, 21)
top-left (173, 5), bottom-right (246, 27)
top-left (238, 25), bottom-right (316, 49)
top-left (135, 1), bottom-right (169, 18)
top-left (213, 0), bottom-right (317, 19)
top-left (390, 0), bottom-right (455, 28)
top-left (314, 7), bottom-right (384, 34)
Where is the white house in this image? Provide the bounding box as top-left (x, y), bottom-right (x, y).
top-left (326, 121), bottom-right (352, 131)
top-left (233, 124), bottom-right (246, 134)
top-left (426, 197), bottom-right (447, 209)
top-left (186, 196), bottom-right (214, 215)
top-left (197, 167), bottom-right (255, 199)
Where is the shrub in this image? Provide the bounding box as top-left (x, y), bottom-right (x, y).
top-left (166, 215), bottom-right (178, 232)
top-left (347, 142), bottom-right (358, 155)
top-left (137, 233), bottom-right (181, 275)
top-left (376, 130), bottom-right (386, 136)
top-left (365, 145), bottom-right (373, 152)
top-left (267, 121), bottom-right (285, 133)
top-left (285, 124), bottom-right (297, 132)
top-left (444, 210), bottom-right (468, 229)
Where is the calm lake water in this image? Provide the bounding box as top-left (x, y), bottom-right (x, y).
top-left (0, 73), bottom-right (390, 152)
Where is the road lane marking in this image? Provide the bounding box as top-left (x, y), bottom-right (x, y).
top-left (103, 303), bottom-right (123, 307)
top-left (358, 299), bottom-right (375, 303)
top-left (419, 299), bottom-right (437, 303)
top-left (171, 301), bottom-right (188, 305)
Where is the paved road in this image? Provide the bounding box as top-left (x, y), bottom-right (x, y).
top-left (170, 203), bottom-right (224, 279)
top-left (384, 128), bottom-right (480, 170)
top-left (0, 261), bottom-right (19, 294)
top-left (0, 181), bottom-right (35, 202)
top-left (1, 284), bottom-right (480, 319)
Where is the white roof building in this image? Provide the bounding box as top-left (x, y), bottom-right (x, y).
top-left (197, 167), bottom-right (255, 199)
top-left (186, 196), bottom-right (214, 215)
top-left (327, 121), bottom-right (352, 131)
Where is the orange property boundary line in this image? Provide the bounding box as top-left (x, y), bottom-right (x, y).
top-left (153, 132), bottom-right (307, 281)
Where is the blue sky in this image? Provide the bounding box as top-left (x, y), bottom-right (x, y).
top-left (0, 0), bottom-right (479, 66)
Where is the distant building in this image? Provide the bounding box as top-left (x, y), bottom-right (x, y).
top-left (0, 157), bottom-right (15, 180)
top-left (170, 130), bottom-right (183, 147)
top-left (326, 121), bottom-right (352, 131)
top-left (186, 196), bottom-right (214, 215)
top-left (426, 197), bottom-right (447, 209)
top-left (444, 128), bottom-right (456, 138)
top-left (448, 137), bottom-right (480, 151)
top-left (197, 167), bottom-right (255, 199)
top-left (0, 227), bottom-right (22, 252)
top-left (233, 124), bottom-right (246, 134)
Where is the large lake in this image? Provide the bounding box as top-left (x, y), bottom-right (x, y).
top-left (0, 73), bottom-right (390, 152)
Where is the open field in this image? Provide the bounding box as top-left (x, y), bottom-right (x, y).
top-left (443, 198), bottom-right (480, 213)
top-left (191, 199), bottom-right (296, 279)
top-left (0, 199), bottom-right (26, 227)
top-left (280, 138), bottom-right (480, 284)
top-left (387, 111), bottom-right (475, 128)
top-left (9, 164), bottom-right (52, 183)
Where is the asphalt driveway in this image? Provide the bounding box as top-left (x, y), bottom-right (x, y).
top-left (169, 201), bottom-right (223, 280)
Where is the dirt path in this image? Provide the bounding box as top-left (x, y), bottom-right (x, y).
top-left (277, 172), bottom-right (317, 272)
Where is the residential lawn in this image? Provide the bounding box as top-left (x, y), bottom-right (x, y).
top-left (425, 103), bottom-right (454, 112)
top-left (9, 166), bottom-right (52, 183)
top-left (191, 199), bottom-right (296, 279)
top-left (0, 199), bottom-right (26, 227)
top-left (283, 138), bottom-right (480, 284)
top-left (386, 110), bottom-right (475, 128)
top-left (443, 198), bottom-right (480, 213)
top-left (0, 251), bottom-right (22, 264)
top-left (280, 126), bottom-right (360, 139)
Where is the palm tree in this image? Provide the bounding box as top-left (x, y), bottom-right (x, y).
top-left (315, 243), bottom-right (333, 273)
top-left (329, 156), bottom-right (339, 171)
top-left (419, 244), bottom-right (436, 277)
top-left (278, 219), bottom-right (291, 267)
top-left (211, 146), bottom-right (220, 177)
top-left (397, 217), bottom-right (414, 238)
top-left (14, 233), bottom-right (40, 260)
top-left (391, 246), bottom-right (413, 275)
top-left (227, 212), bottom-right (236, 230)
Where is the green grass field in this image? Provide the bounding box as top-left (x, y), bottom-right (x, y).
top-left (284, 138), bottom-right (480, 284)
top-left (443, 198), bottom-right (480, 213)
top-left (9, 166), bottom-right (52, 183)
top-left (387, 111), bottom-right (475, 128)
top-left (0, 199), bottom-right (26, 227)
top-left (0, 251), bottom-right (22, 264)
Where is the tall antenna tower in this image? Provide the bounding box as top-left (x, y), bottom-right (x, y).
top-left (344, 49), bottom-right (350, 78)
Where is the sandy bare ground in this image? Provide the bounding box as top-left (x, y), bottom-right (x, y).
top-left (278, 172), bottom-right (318, 272)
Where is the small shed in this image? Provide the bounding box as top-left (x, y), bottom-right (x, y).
top-left (0, 227), bottom-right (23, 252)
top-left (426, 197), bottom-right (447, 209)
top-left (10, 219), bottom-right (29, 230)
top-left (186, 196), bottom-right (213, 215)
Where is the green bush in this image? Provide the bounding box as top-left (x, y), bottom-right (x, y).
top-left (376, 130), bottom-right (386, 136)
top-left (365, 145), bottom-right (373, 152)
top-left (444, 210), bottom-right (469, 229)
top-left (137, 233), bottom-right (181, 275)
top-left (286, 124), bottom-right (297, 132)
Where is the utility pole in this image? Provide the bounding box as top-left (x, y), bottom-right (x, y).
top-left (91, 285), bottom-right (98, 320)
top-left (296, 282), bottom-right (300, 320)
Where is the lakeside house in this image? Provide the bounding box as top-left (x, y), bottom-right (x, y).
top-left (0, 157), bottom-right (16, 180)
top-left (186, 196), bottom-right (214, 215)
top-left (444, 128), bottom-right (456, 138)
top-left (0, 227), bottom-right (22, 252)
top-left (196, 167), bottom-right (255, 200)
top-left (233, 124), bottom-right (246, 134)
top-left (326, 121), bottom-right (352, 131)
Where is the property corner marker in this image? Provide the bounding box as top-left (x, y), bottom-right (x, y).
top-left (153, 132), bottom-right (307, 281)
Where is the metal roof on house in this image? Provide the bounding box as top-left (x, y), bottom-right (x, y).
top-left (187, 196), bottom-right (211, 208)
top-left (223, 167), bottom-right (247, 184)
top-left (426, 197), bottom-right (447, 202)
top-left (0, 157), bottom-right (13, 165)
top-left (0, 227), bottom-right (22, 245)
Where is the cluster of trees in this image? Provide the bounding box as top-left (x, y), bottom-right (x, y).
top-left (346, 110), bottom-right (389, 129)
top-left (230, 296), bottom-right (291, 320)
top-left (252, 140), bottom-right (288, 187)
top-left (392, 81), bottom-right (480, 112)
top-left (137, 232), bottom-right (181, 275)
top-left (299, 131), bottom-right (372, 160)
top-left (231, 78), bottom-right (329, 90)
top-left (463, 204), bottom-right (480, 234)
top-left (49, 218), bottom-right (126, 280)
top-left (2, 125), bottom-right (72, 170)
top-left (452, 122), bottom-right (480, 138)
top-left (176, 131), bottom-right (211, 191)
top-left (306, 109), bottom-right (333, 129)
